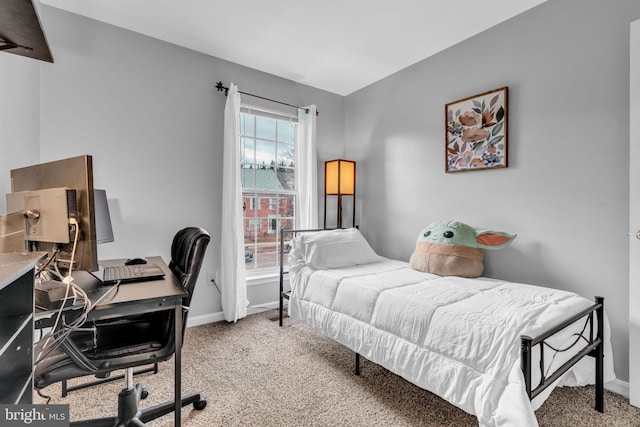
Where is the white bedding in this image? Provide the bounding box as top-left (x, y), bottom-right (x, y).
top-left (288, 257), bottom-right (615, 427)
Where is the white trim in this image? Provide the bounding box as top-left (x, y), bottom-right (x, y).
top-left (247, 299), bottom-right (280, 314)
top-left (186, 299), bottom-right (281, 327)
top-left (606, 378), bottom-right (630, 399)
top-left (187, 311), bottom-right (225, 327)
top-left (630, 19), bottom-right (640, 407)
top-left (246, 271), bottom-right (278, 287)
top-left (241, 104), bottom-right (299, 121)
top-left (246, 270), bottom-right (289, 287)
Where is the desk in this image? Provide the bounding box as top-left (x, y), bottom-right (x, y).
top-left (36, 256), bottom-right (187, 426)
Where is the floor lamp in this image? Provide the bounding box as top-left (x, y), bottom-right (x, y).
top-left (324, 159), bottom-right (356, 228)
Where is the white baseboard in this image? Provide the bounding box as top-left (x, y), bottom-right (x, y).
top-left (187, 312), bottom-right (225, 327)
top-left (186, 300), bottom-right (281, 327)
top-left (247, 299), bottom-right (280, 314)
top-left (606, 378), bottom-right (629, 398)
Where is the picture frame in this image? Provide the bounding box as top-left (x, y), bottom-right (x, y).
top-left (445, 86), bottom-right (508, 173)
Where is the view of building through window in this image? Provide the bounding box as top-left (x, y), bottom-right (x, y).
top-left (240, 111), bottom-right (296, 270)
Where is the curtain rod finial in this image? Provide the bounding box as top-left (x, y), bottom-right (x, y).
top-left (215, 81), bottom-right (229, 95)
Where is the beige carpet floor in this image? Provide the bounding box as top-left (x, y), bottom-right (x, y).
top-left (34, 310), bottom-right (640, 426)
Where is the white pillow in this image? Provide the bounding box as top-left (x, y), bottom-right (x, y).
top-left (299, 228), bottom-right (381, 269)
top-left (287, 234), bottom-right (307, 276)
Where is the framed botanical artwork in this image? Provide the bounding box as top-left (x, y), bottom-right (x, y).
top-left (445, 86), bottom-right (508, 173)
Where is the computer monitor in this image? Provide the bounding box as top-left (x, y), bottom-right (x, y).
top-left (8, 155), bottom-right (99, 272)
top-left (94, 189), bottom-right (114, 244)
top-left (6, 187), bottom-right (78, 244)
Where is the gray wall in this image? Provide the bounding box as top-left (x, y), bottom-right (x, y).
top-left (345, 0), bottom-right (640, 383)
top-left (0, 54), bottom-right (41, 213)
top-left (2, 6), bottom-right (345, 322)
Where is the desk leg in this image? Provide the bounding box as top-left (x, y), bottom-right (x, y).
top-left (174, 304), bottom-right (183, 427)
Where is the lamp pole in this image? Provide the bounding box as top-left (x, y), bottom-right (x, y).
top-left (337, 195), bottom-right (343, 229)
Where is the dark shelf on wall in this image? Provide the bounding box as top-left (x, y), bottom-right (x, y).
top-left (0, 0), bottom-right (54, 63)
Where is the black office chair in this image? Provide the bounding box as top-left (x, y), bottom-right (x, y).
top-left (34, 226), bottom-right (211, 426)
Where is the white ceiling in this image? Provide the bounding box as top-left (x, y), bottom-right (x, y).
top-left (40, 0), bottom-right (548, 96)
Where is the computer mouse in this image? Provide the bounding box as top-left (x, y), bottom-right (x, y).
top-left (124, 257), bottom-right (148, 265)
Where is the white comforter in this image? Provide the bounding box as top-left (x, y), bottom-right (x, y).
top-left (288, 258), bottom-right (615, 427)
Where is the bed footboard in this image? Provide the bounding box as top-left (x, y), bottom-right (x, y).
top-left (520, 296), bottom-right (604, 412)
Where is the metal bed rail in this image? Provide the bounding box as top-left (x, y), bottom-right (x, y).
top-left (278, 228), bottom-right (328, 326)
top-left (520, 296), bottom-right (604, 411)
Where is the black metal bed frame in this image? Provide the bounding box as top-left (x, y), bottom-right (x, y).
top-left (278, 228), bottom-right (327, 327)
top-left (277, 228), bottom-right (605, 413)
top-left (521, 296), bottom-right (604, 411)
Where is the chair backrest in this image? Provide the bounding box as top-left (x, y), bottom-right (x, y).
top-left (168, 226), bottom-right (210, 308)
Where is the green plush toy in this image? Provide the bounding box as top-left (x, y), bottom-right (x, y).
top-left (409, 220), bottom-right (516, 278)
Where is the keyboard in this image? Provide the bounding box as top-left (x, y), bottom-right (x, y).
top-left (102, 263), bottom-right (166, 284)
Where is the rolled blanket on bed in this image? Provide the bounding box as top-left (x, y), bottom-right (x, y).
top-left (409, 241), bottom-right (484, 278)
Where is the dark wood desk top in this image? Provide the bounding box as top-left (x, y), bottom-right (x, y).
top-left (98, 256), bottom-right (186, 304)
top-left (90, 256), bottom-right (187, 321)
top-left (35, 256), bottom-right (187, 324)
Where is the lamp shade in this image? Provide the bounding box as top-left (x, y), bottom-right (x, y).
top-left (325, 159), bottom-right (355, 195)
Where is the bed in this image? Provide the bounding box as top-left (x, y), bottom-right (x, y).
top-left (277, 228), bottom-right (615, 427)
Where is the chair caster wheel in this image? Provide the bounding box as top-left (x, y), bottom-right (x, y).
top-left (141, 389), bottom-right (149, 400)
top-left (193, 399), bottom-right (207, 410)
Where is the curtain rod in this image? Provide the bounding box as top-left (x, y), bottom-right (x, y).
top-left (215, 81), bottom-right (318, 116)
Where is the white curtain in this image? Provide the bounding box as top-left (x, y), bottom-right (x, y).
top-left (221, 83), bottom-right (248, 322)
top-left (295, 105), bottom-right (318, 229)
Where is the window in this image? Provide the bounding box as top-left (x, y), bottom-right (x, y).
top-left (241, 110), bottom-right (296, 271)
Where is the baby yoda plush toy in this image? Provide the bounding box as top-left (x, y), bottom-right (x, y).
top-left (409, 220), bottom-right (516, 278)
